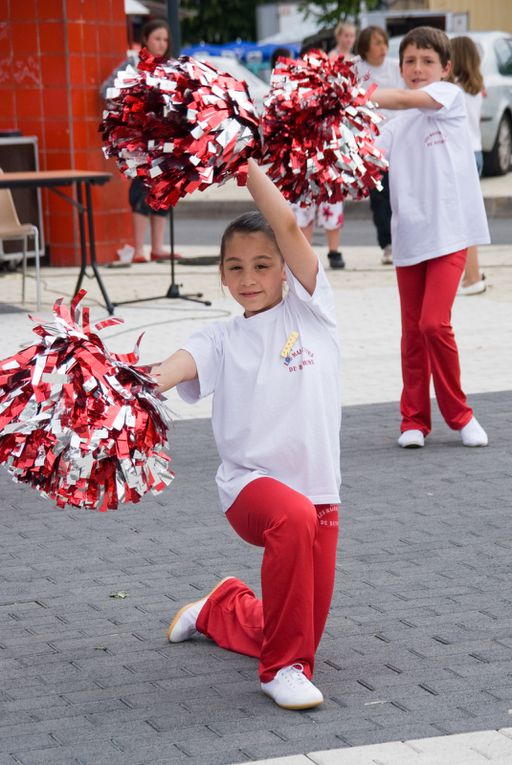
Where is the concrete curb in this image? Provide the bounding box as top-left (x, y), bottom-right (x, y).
top-left (177, 195), bottom-right (512, 219)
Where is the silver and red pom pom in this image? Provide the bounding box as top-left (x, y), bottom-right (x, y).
top-left (261, 49), bottom-right (388, 206)
top-left (0, 291), bottom-right (173, 511)
top-left (100, 48), bottom-right (262, 209)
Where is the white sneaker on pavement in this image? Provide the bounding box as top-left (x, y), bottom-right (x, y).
top-left (398, 429), bottom-right (425, 448)
top-left (261, 664), bottom-right (324, 710)
top-left (166, 576), bottom-right (235, 642)
top-left (460, 416), bottom-right (488, 447)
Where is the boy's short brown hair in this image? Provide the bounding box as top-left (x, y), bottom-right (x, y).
top-left (399, 26), bottom-right (451, 68)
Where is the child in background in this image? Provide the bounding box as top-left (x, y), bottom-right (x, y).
top-left (153, 158), bottom-right (341, 710)
top-left (451, 35), bottom-right (487, 296)
top-left (374, 27), bottom-right (490, 449)
top-left (101, 20), bottom-right (177, 263)
top-left (291, 201), bottom-right (345, 269)
top-left (355, 26), bottom-right (403, 265)
top-left (329, 21), bottom-right (357, 61)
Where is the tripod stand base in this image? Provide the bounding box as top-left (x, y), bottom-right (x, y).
top-left (113, 283), bottom-right (211, 308)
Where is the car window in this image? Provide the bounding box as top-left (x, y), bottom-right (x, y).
top-left (494, 38), bottom-right (512, 75)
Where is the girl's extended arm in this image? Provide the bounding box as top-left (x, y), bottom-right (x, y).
top-left (151, 349), bottom-right (197, 393)
top-left (374, 87), bottom-right (443, 111)
top-left (246, 158), bottom-right (318, 295)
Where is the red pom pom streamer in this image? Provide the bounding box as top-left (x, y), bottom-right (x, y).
top-left (261, 50), bottom-right (388, 205)
top-left (0, 291), bottom-right (174, 511)
top-left (100, 49), bottom-right (262, 209)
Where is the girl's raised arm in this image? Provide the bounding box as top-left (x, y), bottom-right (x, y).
top-left (151, 349), bottom-right (197, 393)
top-left (246, 158), bottom-right (318, 295)
top-left (374, 87), bottom-right (443, 111)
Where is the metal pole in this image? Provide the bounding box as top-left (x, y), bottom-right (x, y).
top-left (166, 0), bottom-right (181, 56)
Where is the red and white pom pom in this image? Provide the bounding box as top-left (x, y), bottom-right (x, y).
top-left (0, 291), bottom-right (174, 511)
top-left (100, 49), bottom-right (262, 209)
top-left (261, 49), bottom-right (388, 205)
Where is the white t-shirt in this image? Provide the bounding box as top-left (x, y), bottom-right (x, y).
top-left (355, 57), bottom-right (403, 121)
top-left (376, 81), bottom-right (490, 267)
top-left (177, 262), bottom-right (342, 512)
top-left (461, 89), bottom-right (483, 152)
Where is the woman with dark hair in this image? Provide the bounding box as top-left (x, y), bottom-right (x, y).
top-left (101, 20), bottom-right (176, 263)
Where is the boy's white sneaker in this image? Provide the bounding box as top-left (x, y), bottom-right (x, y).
top-left (460, 416), bottom-right (488, 447)
top-left (166, 577), bottom-right (234, 642)
top-left (398, 429), bottom-right (425, 448)
top-left (261, 664), bottom-right (324, 710)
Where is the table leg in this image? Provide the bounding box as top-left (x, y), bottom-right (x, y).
top-left (85, 182), bottom-right (115, 315)
top-left (73, 181), bottom-right (88, 296)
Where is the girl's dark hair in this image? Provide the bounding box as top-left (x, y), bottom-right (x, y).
top-left (271, 47), bottom-right (292, 69)
top-left (141, 18), bottom-right (172, 58)
top-left (220, 211), bottom-right (280, 266)
top-left (399, 26), bottom-right (451, 68)
top-left (451, 36), bottom-right (484, 96)
top-left (357, 26), bottom-right (388, 61)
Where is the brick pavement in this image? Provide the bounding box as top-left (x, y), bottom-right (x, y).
top-left (1, 390), bottom-right (511, 764)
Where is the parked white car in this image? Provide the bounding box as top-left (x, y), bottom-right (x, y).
top-left (388, 31), bottom-right (512, 175)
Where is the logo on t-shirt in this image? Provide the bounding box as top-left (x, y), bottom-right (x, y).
top-left (283, 345), bottom-right (315, 372)
top-left (425, 130), bottom-right (446, 147)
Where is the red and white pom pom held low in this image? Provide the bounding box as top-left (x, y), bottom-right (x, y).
top-left (0, 291), bottom-right (174, 511)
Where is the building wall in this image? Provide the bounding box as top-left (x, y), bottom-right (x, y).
top-left (391, 0), bottom-right (512, 33)
top-left (0, 0), bottom-right (133, 266)
top-left (428, 0), bottom-right (512, 33)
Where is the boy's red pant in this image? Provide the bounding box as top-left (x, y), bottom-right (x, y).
top-left (396, 249), bottom-right (473, 435)
top-left (195, 477), bottom-right (339, 683)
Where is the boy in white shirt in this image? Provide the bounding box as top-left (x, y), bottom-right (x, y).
top-left (373, 26), bottom-right (490, 449)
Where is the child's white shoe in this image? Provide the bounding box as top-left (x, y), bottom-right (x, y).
top-left (167, 577), bottom-right (234, 642)
top-left (398, 429), bottom-right (424, 448)
top-left (261, 664), bottom-right (324, 710)
top-left (460, 416), bottom-right (488, 447)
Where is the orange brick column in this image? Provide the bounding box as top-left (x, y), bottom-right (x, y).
top-left (0, 0), bottom-right (133, 265)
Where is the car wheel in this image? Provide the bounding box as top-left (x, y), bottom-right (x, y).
top-left (483, 112), bottom-right (512, 176)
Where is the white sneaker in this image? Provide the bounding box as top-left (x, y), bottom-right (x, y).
top-left (381, 245), bottom-right (393, 265)
top-left (398, 429), bottom-right (425, 448)
top-left (460, 416), bottom-right (488, 447)
top-left (166, 577), bottom-right (234, 642)
top-left (261, 664), bottom-right (324, 710)
top-left (457, 276), bottom-right (486, 296)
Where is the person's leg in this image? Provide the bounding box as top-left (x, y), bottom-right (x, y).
top-left (318, 202), bottom-right (345, 269)
top-left (325, 227), bottom-right (340, 252)
top-left (150, 215), bottom-right (167, 255)
top-left (198, 477), bottom-right (328, 682)
top-left (369, 174), bottom-right (392, 253)
top-left (460, 245), bottom-right (485, 293)
top-left (395, 261), bottom-right (432, 435)
top-left (419, 250), bottom-right (473, 430)
top-left (312, 504), bottom-right (339, 647)
top-left (133, 212), bottom-right (149, 261)
top-left (300, 221), bottom-right (314, 244)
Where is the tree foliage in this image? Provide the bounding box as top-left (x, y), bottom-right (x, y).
top-left (181, 0), bottom-right (271, 44)
top-left (298, 0), bottom-right (380, 26)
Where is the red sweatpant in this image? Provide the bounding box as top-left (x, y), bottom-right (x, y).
top-left (396, 249), bottom-right (473, 435)
top-left (195, 477), bottom-right (339, 683)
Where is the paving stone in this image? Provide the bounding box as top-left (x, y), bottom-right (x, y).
top-left (1, 392), bottom-right (511, 764)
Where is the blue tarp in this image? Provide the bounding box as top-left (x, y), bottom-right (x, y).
top-left (181, 40), bottom-right (300, 62)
